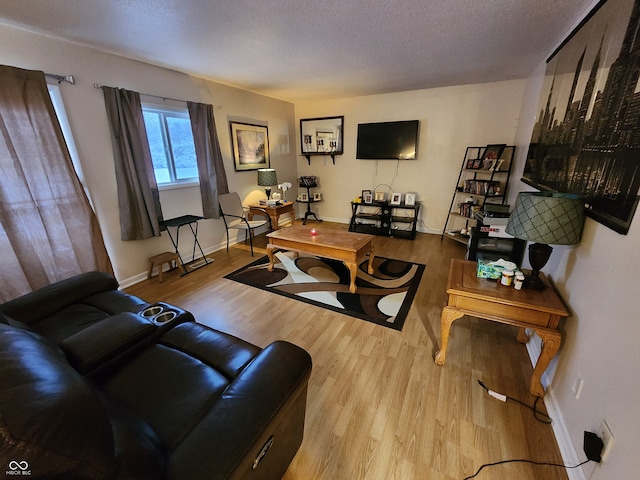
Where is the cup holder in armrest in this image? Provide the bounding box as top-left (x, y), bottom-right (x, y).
top-left (138, 302), bottom-right (193, 327)
top-left (141, 305), bottom-right (164, 319)
top-left (153, 311), bottom-right (177, 324)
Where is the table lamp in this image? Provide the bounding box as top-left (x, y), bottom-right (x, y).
top-left (257, 168), bottom-right (278, 199)
top-left (506, 192), bottom-right (585, 290)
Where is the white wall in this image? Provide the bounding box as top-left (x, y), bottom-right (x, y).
top-left (0, 24), bottom-right (297, 285)
top-left (294, 82), bottom-right (526, 232)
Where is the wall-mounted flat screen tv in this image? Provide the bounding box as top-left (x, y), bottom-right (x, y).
top-left (356, 120), bottom-right (419, 160)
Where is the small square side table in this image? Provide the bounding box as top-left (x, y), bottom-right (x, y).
top-left (435, 259), bottom-right (569, 397)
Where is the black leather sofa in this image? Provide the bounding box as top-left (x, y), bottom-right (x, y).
top-left (0, 272), bottom-right (312, 479)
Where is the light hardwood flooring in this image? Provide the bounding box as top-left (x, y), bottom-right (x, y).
top-left (126, 221), bottom-right (568, 480)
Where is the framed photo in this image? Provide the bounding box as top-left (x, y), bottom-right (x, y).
top-left (374, 191), bottom-right (387, 202)
top-left (524, 0), bottom-right (640, 234)
top-left (313, 192), bottom-right (322, 201)
top-left (405, 193), bottom-right (416, 206)
top-left (364, 192), bottom-right (373, 204)
top-left (472, 159), bottom-right (482, 169)
top-left (300, 192), bottom-right (309, 202)
top-left (230, 121), bottom-right (270, 171)
top-left (466, 158), bottom-right (478, 169)
top-left (361, 189), bottom-right (371, 200)
top-left (390, 193), bottom-right (402, 205)
top-left (481, 144), bottom-right (506, 163)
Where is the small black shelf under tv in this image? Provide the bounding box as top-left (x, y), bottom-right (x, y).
top-left (349, 201), bottom-right (420, 239)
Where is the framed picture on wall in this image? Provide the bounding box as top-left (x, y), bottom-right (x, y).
top-left (523, 0), bottom-right (640, 234)
top-left (230, 121), bottom-right (270, 171)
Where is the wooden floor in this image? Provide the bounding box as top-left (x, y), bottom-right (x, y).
top-left (126, 221), bottom-right (568, 480)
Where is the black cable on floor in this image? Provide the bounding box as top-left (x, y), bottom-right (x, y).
top-left (477, 380), bottom-right (552, 424)
top-left (463, 458), bottom-right (591, 479)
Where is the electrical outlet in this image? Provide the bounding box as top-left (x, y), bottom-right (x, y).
top-left (599, 420), bottom-right (615, 462)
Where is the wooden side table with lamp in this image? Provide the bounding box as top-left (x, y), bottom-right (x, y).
top-left (436, 192), bottom-right (584, 397)
top-left (434, 259), bottom-right (569, 398)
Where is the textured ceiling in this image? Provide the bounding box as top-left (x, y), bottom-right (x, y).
top-left (0, 0), bottom-right (596, 102)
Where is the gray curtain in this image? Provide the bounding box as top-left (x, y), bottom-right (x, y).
top-left (187, 101), bottom-right (229, 219)
top-left (103, 87), bottom-right (163, 240)
top-left (0, 65), bottom-right (112, 302)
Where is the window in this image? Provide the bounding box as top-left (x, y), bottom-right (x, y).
top-left (142, 103), bottom-right (198, 187)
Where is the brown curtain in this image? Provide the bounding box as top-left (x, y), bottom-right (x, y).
top-left (0, 65), bottom-right (112, 302)
top-left (187, 101), bottom-right (229, 219)
top-left (102, 87), bottom-right (163, 240)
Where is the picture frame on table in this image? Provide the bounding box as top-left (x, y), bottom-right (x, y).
top-left (374, 191), bottom-right (387, 202)
top-left (363, 192), bottom-right (373, 204)
top-left (404, 193), bottom-right (416, 206)
top-left (300, 192), bottom-right (309, 202)
top-left (313, 192), bottom-right (322, 201)
top-left (390, 193), bottom-right (402, 205)
top-left (230, 121), bottom-right (270, 171)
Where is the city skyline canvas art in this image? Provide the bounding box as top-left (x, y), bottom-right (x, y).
top-left (524, 0), bottom-right (640, 234)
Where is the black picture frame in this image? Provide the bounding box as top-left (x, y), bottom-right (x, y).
top-left (299, 116), bottom-right (344, 155)
top-left (230, 121), bottom-right (270, 171)
top-left (523, 0), bottom-right (640, 234)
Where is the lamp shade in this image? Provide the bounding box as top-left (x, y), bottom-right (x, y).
top-left (506, 192), bottom-right (585, 245)
top-left (257, 168), bottom-right (278, 186)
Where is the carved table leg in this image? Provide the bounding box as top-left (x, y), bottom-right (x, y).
top-left (529, 329), bottom-right (562, 397)
top-left (516, 327), bottom-right (530, 344)
top-left (345, 261), bottom-right (358, 293)
top-left (367, 245), bottom-right (375, 275)
top-left (266, 245), bottom-right (276, 272)
top-left (434, 306), bottom-right (465, 365)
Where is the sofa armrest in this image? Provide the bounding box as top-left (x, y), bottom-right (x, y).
top-left (0, 271), bottom-right (119, 325)
top-left (167, 340), bottom-right (312, 480)
top-left (60, 312), bottom-right (155, 375)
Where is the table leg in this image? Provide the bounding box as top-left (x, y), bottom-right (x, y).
top-left (345, 261), bottom-right (358, 293)
top-left (516, 327), bottom-right (530, 344)
top-left (266, 245), bottom-right (276, 271)
top-left (529, 329), bottom-right (562, 397)
top-left (434, 306), bottom-right (465, 365)
top-left (270, 213), bottom-right (278, 230)
top-left (367, 245), bottom-right (375, 275)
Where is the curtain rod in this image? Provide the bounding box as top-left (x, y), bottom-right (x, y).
top-left (45, 72), bottom-right (75, 84)
top-left (93, 83), bottom-right (222, 109)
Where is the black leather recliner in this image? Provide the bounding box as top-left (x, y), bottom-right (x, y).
top-left (0, 272), bottom-right (312, 479)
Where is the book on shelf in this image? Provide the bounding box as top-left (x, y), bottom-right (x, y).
top-left (463, 179), bottom-right (501, 196)
top-left (459, 202), bottom-right (481, 218)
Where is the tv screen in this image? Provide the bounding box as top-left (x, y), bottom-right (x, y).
top-left (356, 120), bottom-right (419, 160)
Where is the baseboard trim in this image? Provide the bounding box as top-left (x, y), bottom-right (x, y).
top-left (525, 341), bottom-right (587, 480)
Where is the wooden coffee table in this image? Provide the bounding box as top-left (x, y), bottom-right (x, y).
top-left (266, 225), bottom-right (375, 293)
top-left (435, 259), bottom-right (569, 397)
